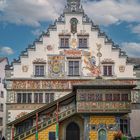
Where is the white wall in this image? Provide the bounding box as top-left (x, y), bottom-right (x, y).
top-left (0, 58), bottom-right (8, 137)
top-left (10, 13), bottom-right (134, 79)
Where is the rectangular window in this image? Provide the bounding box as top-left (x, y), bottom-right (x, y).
top-left (45, 93), bottom-right (54, 103)
top-left (105, 94), bottom-right (112, 101)
top-left (60, 38), bottom-right (69, 48)
top-left (121, 94), bottom-right (128, 101)
top-left (17, 93), bottom-right (21, 103)
top-left (34, 93), bottom-right (43, 103)
top-left (27, 93), bottom-right (32, 103)
top-left (120, 119), bottom-right (128, 135)
top-left (95, 94), bottom-right (102, 101)
top-left (0, 118), bottom-right (3, 126)
top-left (0, 91), bottom-right (4, 98)
top-left (17, 93), bottom-right (32, 103)
top-left (113, 94), bottom-right (120, 101)
top-left (49, 132), bottom-right (55, 140)
top-left (103, 65), bottom-right (113, 76)
top-left (0, 104), bottom-right (3, 112)
top-left (35, 65), bottom-right (45, 77)
top-left (22, 93), bottom-right (27, 103)
top-left (78, 38), bottom-right (88, 48)
top-left (68, 61), bottom-right (80, 76)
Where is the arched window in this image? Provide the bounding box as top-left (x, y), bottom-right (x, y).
top-left (70, 18), bottom-right (78, 34)
top-left (98, 129), bottom-right (107, 140)
top-left (66, 122), bottom-right (80, 140)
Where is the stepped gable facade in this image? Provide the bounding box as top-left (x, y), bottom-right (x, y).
top-left (5, 0), bottom-right (137, 139)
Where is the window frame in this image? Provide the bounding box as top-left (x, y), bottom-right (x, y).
top-left (34, 64), bottom-right (45, 77)
top-left (0, 104), bottom-right (3, 112)
top-left (59, 36), bottom-right (70, 49)
top-left (67, 59), bottom-right (81, 76)
top-left (119, 118), bottom-right (129, 135)
top-left (45, 93), bottom-right (54, 104)
top-left (34, 93), bottom-right (43, 103)
top-left (102, 64), bottom-right (114, 76)
top-left (0, 91), bottom-right (4, 98)
top-left (17, 93), bottom-right (32, 103)
top-left (0, 118), bottom-right (3, 126)
top-left (78, 36), bottom-right (88, 49)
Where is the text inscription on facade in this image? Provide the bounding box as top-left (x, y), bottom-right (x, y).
top-left (76, 89), bottom-right (131, 113)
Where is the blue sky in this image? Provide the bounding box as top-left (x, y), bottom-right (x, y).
top-left (0, 0), bottom-right (140, 63)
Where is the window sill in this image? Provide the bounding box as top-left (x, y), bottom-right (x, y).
top-left (59, 47), bottom-right (70, 49)
top-left (34, 75), bottom-right (45, 77)
top-left (103, 75), bottom-right (113, 77)
top-left (78, 47), bottom-right (88, 49)
top-left (68, 75), bottom-right (80, 77)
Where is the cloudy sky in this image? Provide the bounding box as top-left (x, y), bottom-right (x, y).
top-left (0, 0), bottom-right (140, 62)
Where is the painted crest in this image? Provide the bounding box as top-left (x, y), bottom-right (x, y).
top-left (22, 65), bottom-right (28, 72)
top-left (48, 55), bottom-right (65, 78)
top-left (70, 38), bottom-right (77, 48)
top-left (119, 65), bottom-right (125, 72)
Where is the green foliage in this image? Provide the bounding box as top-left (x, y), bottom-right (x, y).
top-left (121, 135), bottom-right (127, 140)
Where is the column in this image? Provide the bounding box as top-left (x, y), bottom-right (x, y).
top-left (83, 115), bottom-right (90, 140)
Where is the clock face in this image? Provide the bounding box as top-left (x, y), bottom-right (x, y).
top-left (52, 64), bottom-right (60, 74)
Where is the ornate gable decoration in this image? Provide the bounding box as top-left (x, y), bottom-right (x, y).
top-left (101, 59), bottom-right (115, 64)
top-left (33, 58), bottom-right (46, 64)
top-left (64, 50), bottom-right (82, 57)
top-left (70, 18), bottom-right (78, 34)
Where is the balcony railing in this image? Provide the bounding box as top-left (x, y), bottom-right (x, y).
top-left (14, 107), bottom-right (76, 140)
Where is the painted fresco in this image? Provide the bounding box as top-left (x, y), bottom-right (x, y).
top-left (83, 55), bottom-right (100, 77)
top-left (11, 80), bottom-right (89, 90)
top-left (48, 55), bottom-right (65, 78)
top-left (77, 102), bottom-right (130, 113)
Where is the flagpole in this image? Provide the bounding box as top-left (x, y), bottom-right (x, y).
top-left (56, 102), bottom-right (59, 140)
top-left (36, 112), bottom-right (38, 140)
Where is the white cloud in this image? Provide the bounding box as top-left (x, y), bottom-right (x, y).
top-left (131, 24), bottom-right (140, 35)
top-left (31, 28), bottom-right (42, 36)
top-left (0, 0), bottom-right (7, 11)
top-left (83, 0), bottom-right (140, 25)
top-left (0, 0), bottom-right (65, 26)
top-left (122, 42), bottom-right (140, 57)
top-left (0, 46), bottom-right (14, 55)
top-left (0, 0), bottom-right (140, 26)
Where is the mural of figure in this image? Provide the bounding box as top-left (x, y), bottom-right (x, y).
top-left (84, 56), bottom-right (100, 76)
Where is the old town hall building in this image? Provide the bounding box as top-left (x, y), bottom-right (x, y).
top-left (5, 0), bottom-right (138, 140)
